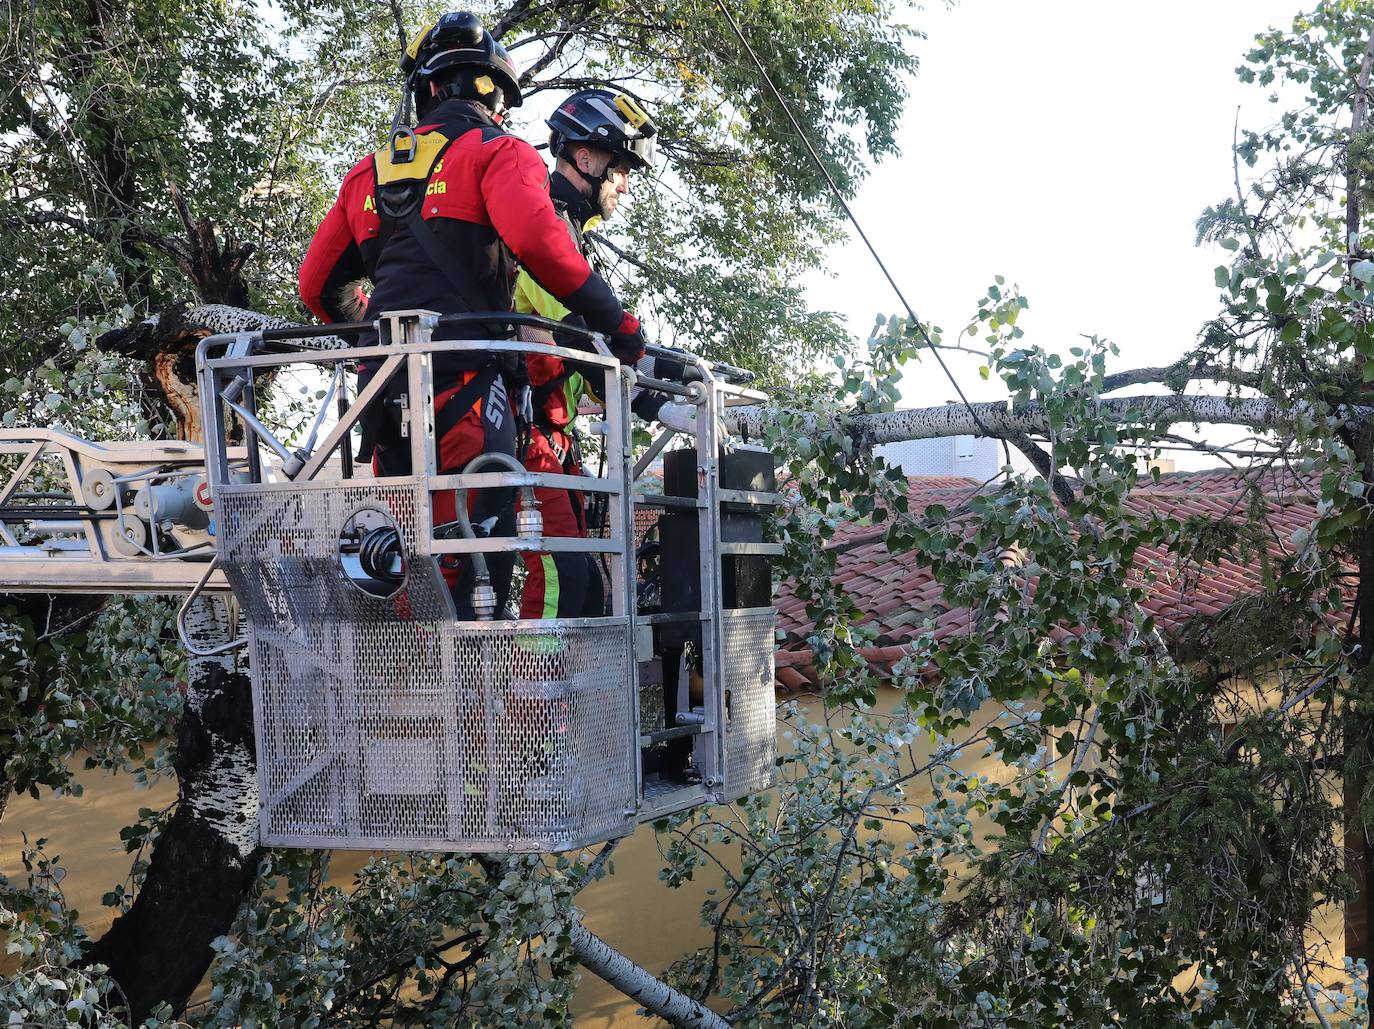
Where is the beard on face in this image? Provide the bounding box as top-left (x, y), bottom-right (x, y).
top-left (596, 178), bottom-right (621, 220)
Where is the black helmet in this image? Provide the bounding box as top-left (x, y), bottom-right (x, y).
top-left (547, 89), bottom-right (657, 170)
top-left (401, 12), bottom-right (522, 114)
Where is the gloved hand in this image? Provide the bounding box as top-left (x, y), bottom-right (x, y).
top-left (656, 401), bottom-right (697, 434)
top-left (638, 353), bottom-right (695, 384)
top-left (608, 310), bottom-right (647, 365)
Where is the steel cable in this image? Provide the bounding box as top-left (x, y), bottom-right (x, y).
top-left (712, 0), bottom-right (993, 436)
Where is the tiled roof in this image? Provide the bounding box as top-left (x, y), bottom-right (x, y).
top-left (822, 476), bottom-right (984, 550)
top-left (771, 468), bottom-right (1330, 690)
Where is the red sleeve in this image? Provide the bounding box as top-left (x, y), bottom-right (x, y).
top-left (299, 157), bottom-right (372, 322)
top-left (527, 352), bottom-right (565, 388)
top-left (480, 137), bottom-right (625, 332)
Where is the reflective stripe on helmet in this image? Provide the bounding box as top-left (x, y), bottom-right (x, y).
top-left (547, 89), bottom-right (657, 167)
top-left (401, 20), bottom-right (436, 73)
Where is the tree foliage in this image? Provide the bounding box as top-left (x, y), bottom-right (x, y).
top-left (0, 0), bottom-right (924, 1022)
top-left (16, 1), bottom-right (1374, 1027)
top-left (1, 0), bottom-right (915, 384)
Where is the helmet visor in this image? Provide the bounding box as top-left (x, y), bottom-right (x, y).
top-left (623, 133), bottom-right (656, 169)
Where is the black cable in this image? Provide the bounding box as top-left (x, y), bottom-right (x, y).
top-left (712, 0), bottom-right (992, 437)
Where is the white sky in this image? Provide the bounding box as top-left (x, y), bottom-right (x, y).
top-left (804, 0), bottom-right (1303, 467)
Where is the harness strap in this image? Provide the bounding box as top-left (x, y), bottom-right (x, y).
top-left (404, 207), bottom-right (512, 336)
top-left (362, 362), bottom-right (498, 472)
top-left (358, 118), bottom-right (522, 466)
top-left (530, 368), bottom-right (575, 424)
top-left (434, 361), bottom-right (501, 443)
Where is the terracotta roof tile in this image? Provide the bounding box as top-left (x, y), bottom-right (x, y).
top-left (771, 467), bottom-right (1343, 688)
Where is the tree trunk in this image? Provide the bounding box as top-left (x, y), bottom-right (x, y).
top-left (166, 184), bottom-right (255, 308)
top-left (1343, 31), bottom-right (1374, 969)
top-left (1344, 762), bottom-right (1374, 1011)
top-left (82, 597), bottom-right (261, 1022)
top-left (728, 394), bottom-right (1332, 446)
top-left (1346, 498), bottom-right (1374, 961)
top-left (82, 311), bottom-right (263, 1019)
top-left (1344, 418), bottom-right (1374, 969)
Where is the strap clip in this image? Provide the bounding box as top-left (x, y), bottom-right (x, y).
top-left (389, 127), bottom-right (417, 164)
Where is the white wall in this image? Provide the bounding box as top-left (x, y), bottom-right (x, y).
top-left (876, 434), bottom-right (1000, 482)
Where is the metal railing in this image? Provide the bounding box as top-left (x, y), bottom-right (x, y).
top-left (0, 307), bottom-right (783, 852)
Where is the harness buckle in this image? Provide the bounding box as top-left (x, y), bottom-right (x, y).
top-left (517, 384), bottom-right (534, 428)
top-left (389, 127), bottom-right (417, 164)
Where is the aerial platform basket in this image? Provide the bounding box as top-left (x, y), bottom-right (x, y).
top-left (194, 309), bottom-right (782, 853)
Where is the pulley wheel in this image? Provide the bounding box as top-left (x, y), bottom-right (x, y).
top-left (111, 516), bottom-right (149, 557)
top-left (81, 468), bottom-right (118, 511)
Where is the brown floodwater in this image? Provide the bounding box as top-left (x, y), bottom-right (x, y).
top-left (2, 688), bottom-right (1347, 1024)
top-left (1, 688), bottom-right (967, 1024)
top-left (0, 760), bottom-right (727, 1026)
top-left (4, 688), bottom-right (938, 1024)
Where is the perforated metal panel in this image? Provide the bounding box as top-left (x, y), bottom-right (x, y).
top-left (720, 607), bottom-right (778, 800)
top-left (217, 482), bottom-right (635, 852)
top-left (217, 482), bottom-right (452, 627)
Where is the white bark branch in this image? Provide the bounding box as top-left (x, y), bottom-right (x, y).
top-left (1099, 363), bottom-right (1262, 393)
top-left (568, 920), bottom-right (731, 1029)
top-left (152, 307), bottom-right (1354, 452)
top-left (179, 524), bottom-right (258, 861)
top-left (727, 394), bottom-right (1362, 445)
top-left (179, 304), bottom-right (352, 350)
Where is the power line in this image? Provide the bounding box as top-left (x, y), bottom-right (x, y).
top-left (712, 0), bottom-right (992, 437)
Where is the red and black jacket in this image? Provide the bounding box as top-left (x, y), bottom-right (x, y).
top-left (298, 99), bottom-right (626, 376)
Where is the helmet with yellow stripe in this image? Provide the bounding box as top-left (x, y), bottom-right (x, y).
top-left (547, 89), bottom-right (657, 170)
top-left (401, 12), bottom-right (522, 117)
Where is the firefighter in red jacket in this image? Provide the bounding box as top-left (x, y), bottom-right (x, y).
top-left (298, 12), bottom-right (646, 617)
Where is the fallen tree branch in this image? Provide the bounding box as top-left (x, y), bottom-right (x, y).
top-left (1100, 363), bottom-right (1264, 393)
top-left (567, 919), bottom-right (731, 1029)
top-left (1002, 429), bottom-right (1076, 509)
top-left (136, 307), bottom-right (1295, 428)
top-left (97, 304), bottom-right (352, 361)
top-left (728, 394), bottom-right (1361, 445)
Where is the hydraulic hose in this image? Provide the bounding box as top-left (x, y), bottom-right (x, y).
top-left (451, 452), bottom-right (541, 620)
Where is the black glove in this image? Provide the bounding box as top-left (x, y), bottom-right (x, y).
top-left (642, 353), bottom-right (700, 383)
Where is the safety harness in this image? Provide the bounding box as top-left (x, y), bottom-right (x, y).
top-left (357, 118), bottom-right (529, 466)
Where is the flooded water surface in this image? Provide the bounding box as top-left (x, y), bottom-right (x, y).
top-left (0, 766), bottom-right (718, 1026)
top-left (7, 688), bottom-right (1339, 1024)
